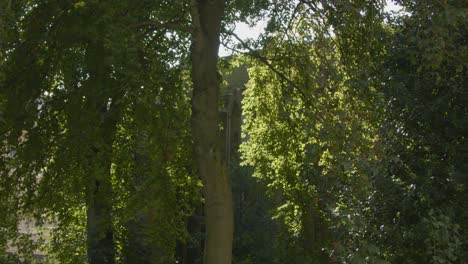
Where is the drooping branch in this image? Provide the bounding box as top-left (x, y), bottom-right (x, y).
top-left (224, 30), bottom-right (314, 108)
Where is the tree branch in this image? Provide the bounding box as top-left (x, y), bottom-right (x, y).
top-left (224, 30), bottom-right (313, 107)
top-left (131, 18), bottom-right (189, 32)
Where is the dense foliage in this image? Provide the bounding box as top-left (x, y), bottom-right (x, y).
top-left (0, 1), bottom-right (197, 263)
top-left (0, 0), bottom-right (466, 263)
top-left (239, 1), bottom-right (467, 263)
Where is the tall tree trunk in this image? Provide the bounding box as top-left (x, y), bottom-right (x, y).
top-left (85, 111), bottom-right (117, 264)
top-left (125, 140), bottom-right (150, 264)
top-left (84, 44), bottom-right (118, 264)
top-left (86, 152), bottom-right (115, 264)
top-left (190, 0), bottom-right (234, 263)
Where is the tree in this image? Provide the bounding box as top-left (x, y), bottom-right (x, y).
top-left (0, 1), bottom-right (196, 263)
top-left (239, 0), bottom-right (467, 263)
top-left (190, 0), bottom-right (234, 263)
top-left (238, 1), bottom-right (386, 262)
top-left (370, 1), bottom-right (468, 262)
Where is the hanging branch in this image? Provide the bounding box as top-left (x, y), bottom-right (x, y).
top-left (223, 30), bottom-right (328, 127)
top-left (224, 30), bottom-right (313, 106)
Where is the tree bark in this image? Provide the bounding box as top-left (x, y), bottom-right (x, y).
top-left (85, 109), bottom-right (117, 264)
top-left (190, 0), bottom-right (234, 263)
top-left (86, 152), bottom-right (115, 264)
top-left (125, 142), bottom-right (150, 264)
top-left (84, 44), bottom-right (118, 264)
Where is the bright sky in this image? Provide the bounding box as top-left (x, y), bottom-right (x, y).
top-left (219, 1), bottom-right (404, 56)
